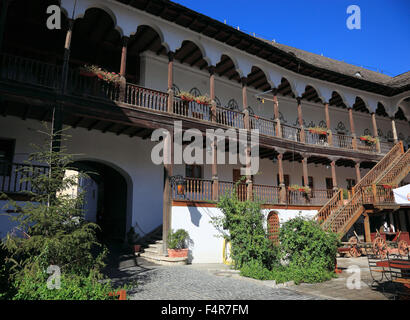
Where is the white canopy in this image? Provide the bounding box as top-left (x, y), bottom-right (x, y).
top-left (393, 184), bottom-right (410, 206)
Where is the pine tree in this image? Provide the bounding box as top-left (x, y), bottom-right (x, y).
top-left (1, 123), bottom-right (107, 277)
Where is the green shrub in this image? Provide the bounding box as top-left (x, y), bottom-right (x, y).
top-left (12, 268), bottom-right (118, 300)
top-left (212, 187), bottom-right (278, 269)
top-left (167, 229), bottom-right (189, 249)
top-left (279, 216), bottom-right (339, 273)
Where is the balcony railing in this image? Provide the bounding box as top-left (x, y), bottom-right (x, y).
top-left (281, 124), bottom-right (301, 142)
top-left (332, 133), bottom-right (354, 150)
top-left (171, 178), bottom-right (333, 206)
top-left (0, 162), bottom-right (49, 194)
top-left (173, 97), bottom-right (212, 121)
top-left (357, 138), bottom-right (377, 153)
top-left (0, 53), bottom-right (396, 155)
top-left (250, 116), bottom-right (276, 137)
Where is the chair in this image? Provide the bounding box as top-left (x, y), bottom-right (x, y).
top-left (367, 253), bottom-right (391, 288)
top-left (386, 253), bottom-right (410, 300)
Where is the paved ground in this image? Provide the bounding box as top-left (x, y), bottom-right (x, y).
top-left (104, 251), bottom-right (396, 300)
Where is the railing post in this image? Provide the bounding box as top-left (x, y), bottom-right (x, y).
top-left (371, 184), bottom-right (377, 203)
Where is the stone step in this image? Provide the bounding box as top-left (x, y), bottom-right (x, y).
top-left (143, 247), bottom-right (160, 254)
top-left (139, 252), bottom-right (187, 266)
top-left (147, 243), bottom-right (162, 249)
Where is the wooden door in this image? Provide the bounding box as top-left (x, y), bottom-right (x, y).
top-left (267, 211), bottom-right (280, 245)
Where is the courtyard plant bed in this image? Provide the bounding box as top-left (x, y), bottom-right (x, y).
top-left (167, 229), bottom-right (190, 258)
top-left (212, 184), bottom-right (339, 285)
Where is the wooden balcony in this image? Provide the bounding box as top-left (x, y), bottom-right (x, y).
top-left (0, 54), bottom-right (394, 157)
top-left (171, 177), bottom-right (334, 207)
top-left (0, 162), bottom-right (49, 195)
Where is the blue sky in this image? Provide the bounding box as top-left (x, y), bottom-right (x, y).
top-left (173, 0), bottom-right (410, 77)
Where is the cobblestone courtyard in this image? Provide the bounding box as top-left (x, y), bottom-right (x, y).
top-left (105, 254), bottom-right (393, 300)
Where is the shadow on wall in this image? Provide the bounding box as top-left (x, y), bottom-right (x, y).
top-left (187, 206), bottom-right (202, 227)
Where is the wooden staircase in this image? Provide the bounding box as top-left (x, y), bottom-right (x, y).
top-left (316, 141), bottom-right (408, 238)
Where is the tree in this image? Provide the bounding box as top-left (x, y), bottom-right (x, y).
top-left (1, 123), bottom-right (107, 278)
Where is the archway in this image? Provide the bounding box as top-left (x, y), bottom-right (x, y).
top-left (71, 160), bottom-right (128, 244)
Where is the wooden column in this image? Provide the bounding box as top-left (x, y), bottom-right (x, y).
top-left (246, 140), bottom-right (253, 201)
top-left (348, 107), bottom-right (357, 149)
top-left (167, 51), bottom-right (174, 113)
top-left (371, 112), bottom-right (381, 153)
top-left (331, 160), bottom-right (338, 191)
top-left (209, 66), bottom-right (217, 122)
top-left (391, 117), bottom-right (398, 143)
top-left (273, 88), bottom-right (282, 137)
top-left (355, 161), bottom-right (361, 183)
top-left (209, 66), bottom-right (218, 200)
top-left (119, 36), bottom-right (129, 102)
top-left (241, 77), bottom-right (248, 110)
top-left (302, 156), bottom-right (309, 187)
top-left (324, 102), bottom-right (333, 146)
top-left (277, 152), bottom-right (286, 204)
top-left (363, 213), bottom-right (371, 243)
top-left (162, 130), bottom-right (173, 255)
top-left (297, 97), bottom-right (305, 142)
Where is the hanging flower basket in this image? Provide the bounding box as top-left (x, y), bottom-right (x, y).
top-left (359, 135), bottom-right (378, 144)
top-left (288, 185), bottom-right (310, 193)
top-left (178, 91), bottom-right (195, 102)
top-left (195, 95), bottom-right (211, 105)
top-left (382, 184), bottom-right (393, 189)
top-left (308, 127), bottom-right (327, 135)
top-left (78, 65), bottom-right (121, 84)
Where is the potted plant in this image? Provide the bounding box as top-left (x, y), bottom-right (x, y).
top-left (195, 95), bottom-right (211, 105)
top-left (359, 135), bottom-right (378, 145)
top-left (78, 64), bottom-right (121, 84)
top-left (177, 91), bottom-right (195, 102)
top-left (308, 126), bottom-right (328, 136)
top-left (127, 226), bottom-right (141, 253)
top-left (167, 229), bottom-right (190, 258)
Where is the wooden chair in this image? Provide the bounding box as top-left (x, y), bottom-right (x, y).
top-left (386, 253), bottom-right (410, 300)
top-left (367, 253), bottom-right (391, 288)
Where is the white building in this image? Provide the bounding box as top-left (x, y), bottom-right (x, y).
top-left (0, 0), bottom-right (409, 263)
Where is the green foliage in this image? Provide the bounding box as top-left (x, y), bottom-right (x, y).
top-left (342, 188), bottom-right (349, 199)
top-left (213, 183), bottom-right (339, 284)
top-left (0, 243), bottom-right (16, 300)
top-left (212, 186), bottom-right (277, 269)
top-left (0, 124), bottom-right (127, 299)
top-left (12, 267), bottom-right (117, 300)
top-left (279, 216), bottom-right (340, 273)
top-left (167, 229), bottom-right (189, 249)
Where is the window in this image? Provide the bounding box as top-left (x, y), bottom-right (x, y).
top-left (277, 174), bottom-right (290, 187)
top-left (0, 138), bottom-right (15, 176)
top-left (301, 176), bottom-right (314, 189)
top-left (185, 164), bottom-right (202, 179)
top-left (346, 179), bottom-right (356, 190)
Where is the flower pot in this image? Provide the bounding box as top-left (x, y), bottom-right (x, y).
top-left (134, 245), bottom-right (141, 253)
top-left (167, 248), bottom-right (188, 258)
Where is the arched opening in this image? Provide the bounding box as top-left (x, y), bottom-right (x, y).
top-left (277, 77), bottom-right (295, 98)
top-left (376, 102), bottom-right (388, 117)
top-left (246, 66), bottom-right (270, 91)
top-left (301, 85), bottom-right (323, 103)
top-left (70, 160), bottom-right (128, 244)
top-left (267, 211), bottom-right (280, 245)
top-left (352, 96), bottom-right (369, 113)
top-left (215, 54), bottom-right (240, 82)
top-left (174, 40), bottom-right (208, 70)
top-left (329, 91), bottom-right (347, 109)
top-left (395, 107), bottom-right (407, 121)
top-left (3, 0), bottom-right (68, 61)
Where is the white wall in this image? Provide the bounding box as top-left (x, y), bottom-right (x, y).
top-left (0, 116), bottom-right (164, 240)
top-left (171, 205), bottom-right (317, 263)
